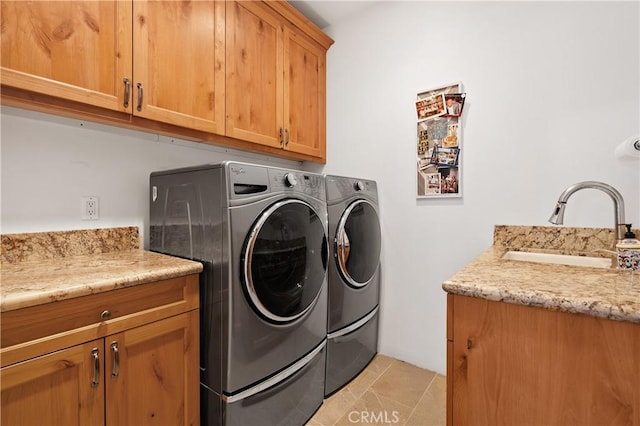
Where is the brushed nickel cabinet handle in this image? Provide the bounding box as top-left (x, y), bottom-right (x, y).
top-left (123, 78), bottom-right (131, 108)
top-left (137, 82), bottom-right (143, 112)
top-left (110, 342), bottom-right (120, 378)
top-left (100, 310), bottom-right (111, 320)
top-left (91, 348), bottom-right (100, 388)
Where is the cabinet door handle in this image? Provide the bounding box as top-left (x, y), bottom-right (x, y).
top-left (110, 342), bottom-right (120, 378)
top-left (91, 348), bottom-right (100, 388)
top-left (284, 128), bottom-right (290, 146)
top-left (279, 128), bottom-right (284, 146)
top-left (137, 82), bottom-right (143, 112)
top-left (123, 78), bottom-right (131, 108)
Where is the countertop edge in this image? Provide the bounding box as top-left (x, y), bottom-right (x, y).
top-left (442, 282), bottom-right (640, 324)
top-left (1, 250), bottom-right (203, 313)
top-left (441, 246), bottom-right (640, 324)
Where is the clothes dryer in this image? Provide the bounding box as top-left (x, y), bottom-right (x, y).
top-left (150, 162), bottom-right (328, 425)
top-left (324, 175), bottom-right (382, 396)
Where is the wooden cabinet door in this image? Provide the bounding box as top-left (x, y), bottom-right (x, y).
top-left (1, 340), bottom-right (105, 426)
top-left (132, 0), bottom-right (225, 134)
top-left (225, 1), bottom-right (284, 148)
top-left (226, 1), bottom-right (328, 160)
top-left (0, 1), bottom-right (132, 113)
top-left (451, 295), bottom-right (640, 426)
top-left (105, 311), bottom-right (199, 426)
top-left (284, 28), bottom-right (327, 159)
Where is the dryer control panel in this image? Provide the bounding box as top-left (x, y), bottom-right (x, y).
top-left (325, 175), bottom-right (378, 204)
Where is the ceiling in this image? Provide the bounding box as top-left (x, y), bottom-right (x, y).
top-left (288, 1), bottom-right (379, 29)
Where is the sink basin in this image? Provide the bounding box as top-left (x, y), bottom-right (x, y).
top-left (501, 251), bottom-right (612, 269)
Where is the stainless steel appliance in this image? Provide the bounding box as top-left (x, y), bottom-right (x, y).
top-left (150, 162), bottom-right (328, 425)
top-left (324, 175), bottom-right (381, 396)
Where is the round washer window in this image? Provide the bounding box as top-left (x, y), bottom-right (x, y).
top-left (243, 199), bottom-right (327, 323)
top-left (336, 199), bottom-right (381, 288)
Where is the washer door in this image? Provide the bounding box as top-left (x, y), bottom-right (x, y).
top-left (243, 199), bottom-right (327, 323)
top-left (336, 199), bottom-right (381, 288)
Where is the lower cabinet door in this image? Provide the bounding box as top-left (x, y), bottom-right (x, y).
top-left (105, 311), bottom-right (199, 426)
top-left (1, 339), bottom-right (105, 426)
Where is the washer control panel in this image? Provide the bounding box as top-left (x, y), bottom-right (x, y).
top-left (283, 173), bottom-right (298, 188)
top-left (269, 169), bottom-right (324, 200)
top-left (226, 162), bottom-right (324, 200)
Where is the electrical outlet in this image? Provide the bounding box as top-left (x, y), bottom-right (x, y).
top-left (82, 196), bottom-right (99, 220)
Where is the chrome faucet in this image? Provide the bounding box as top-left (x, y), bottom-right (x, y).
top-left (548, 181), bottom-right (626, 242)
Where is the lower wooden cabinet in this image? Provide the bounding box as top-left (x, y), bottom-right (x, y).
top-left (106, 311), bottom-right (199, 426)
top-left (447, 294), bottom-right (640, 426)
top-left (2, 340), bottom-right (105, 426)
top-left (1, 274), bottom-right (200, 426)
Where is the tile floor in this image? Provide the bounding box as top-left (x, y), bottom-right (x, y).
top-left (307, 354), bottom-right (446, 426)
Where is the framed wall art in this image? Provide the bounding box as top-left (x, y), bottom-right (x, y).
top-left (416, 82), bottom-right (466, 198)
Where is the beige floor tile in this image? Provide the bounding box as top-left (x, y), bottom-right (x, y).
top-left (406, 374), bottom-right (446, 426)
top-left (310, 387), bottom-right (358, 426)
top-left (307, 355), bottom-right (445, 426)
top-left (345, 368), bottom-right (380, 400)
top-left (364, 354), bottom-right (395, 377)
top-left (334, 389), bottom-right (414, 426)
top-left (370, 360), bottom-right (436, 409)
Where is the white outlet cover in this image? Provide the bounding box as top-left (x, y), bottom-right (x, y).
top-left (82, 196), bottom-right (99, 220)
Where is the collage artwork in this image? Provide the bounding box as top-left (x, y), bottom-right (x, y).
top-left (416, 83), bottom-right (466, 198)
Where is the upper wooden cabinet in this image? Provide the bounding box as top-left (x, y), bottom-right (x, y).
top-left (132, 1), bottom-right (225, 133)
top-left (225, 2), bottom-right (283, 149)
top-left (226, 1), bottom-right (329, 159)
top-left (284, 27), bottom-right (328, 158)
top-left (0, 1), bottom-right (132, 113)
top-left (1, 1), bottom-right (225, 134)
top-left (0, 1), bottom-right (333, 162)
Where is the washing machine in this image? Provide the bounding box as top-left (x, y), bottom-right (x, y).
top-left (150, 162), bottom-right (328, 425)
top-left (324, 175), bottom-right (382, 396)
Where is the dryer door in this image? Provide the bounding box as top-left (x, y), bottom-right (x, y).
top-left (336, 199), bottom-right (381, 288)
top-left (243, 199), bottom-right (327, 323)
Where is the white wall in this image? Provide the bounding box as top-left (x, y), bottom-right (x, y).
top-left (320, 1), bottom-right (639, 374)
top-left (0, 107), bottom-right (300, 244)
top-left (1, 1), bottom-right (638, 376)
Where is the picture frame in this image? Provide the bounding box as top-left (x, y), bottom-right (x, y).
top-left (431, 146), bottom-right (459, 167)
top-left (416, 93), bottom-right (446, 121)
top-left (416, 82), bottom-right (464, 199)
top-left (443, 93), bottom-right (466, 117)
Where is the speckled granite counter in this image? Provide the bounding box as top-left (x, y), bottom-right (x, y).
top-left (442, 225), bottom-right (640, 323)
top-left (0, 227), bottom-right (203, 313)
top-left (1, 227), bottom-right (140, 263)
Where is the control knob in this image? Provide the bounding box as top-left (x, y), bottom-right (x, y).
top-left (354, 181), bottom-right (365, 191)
top-left (284, 173), bottom-right (297, 188)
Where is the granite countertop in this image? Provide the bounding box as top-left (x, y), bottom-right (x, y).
top-left (0, 249), bottom-right (203, 312)
top-left (0, 227), bottom-right (203, 313)
top-left (442, 225), bottom-right (640, 323)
